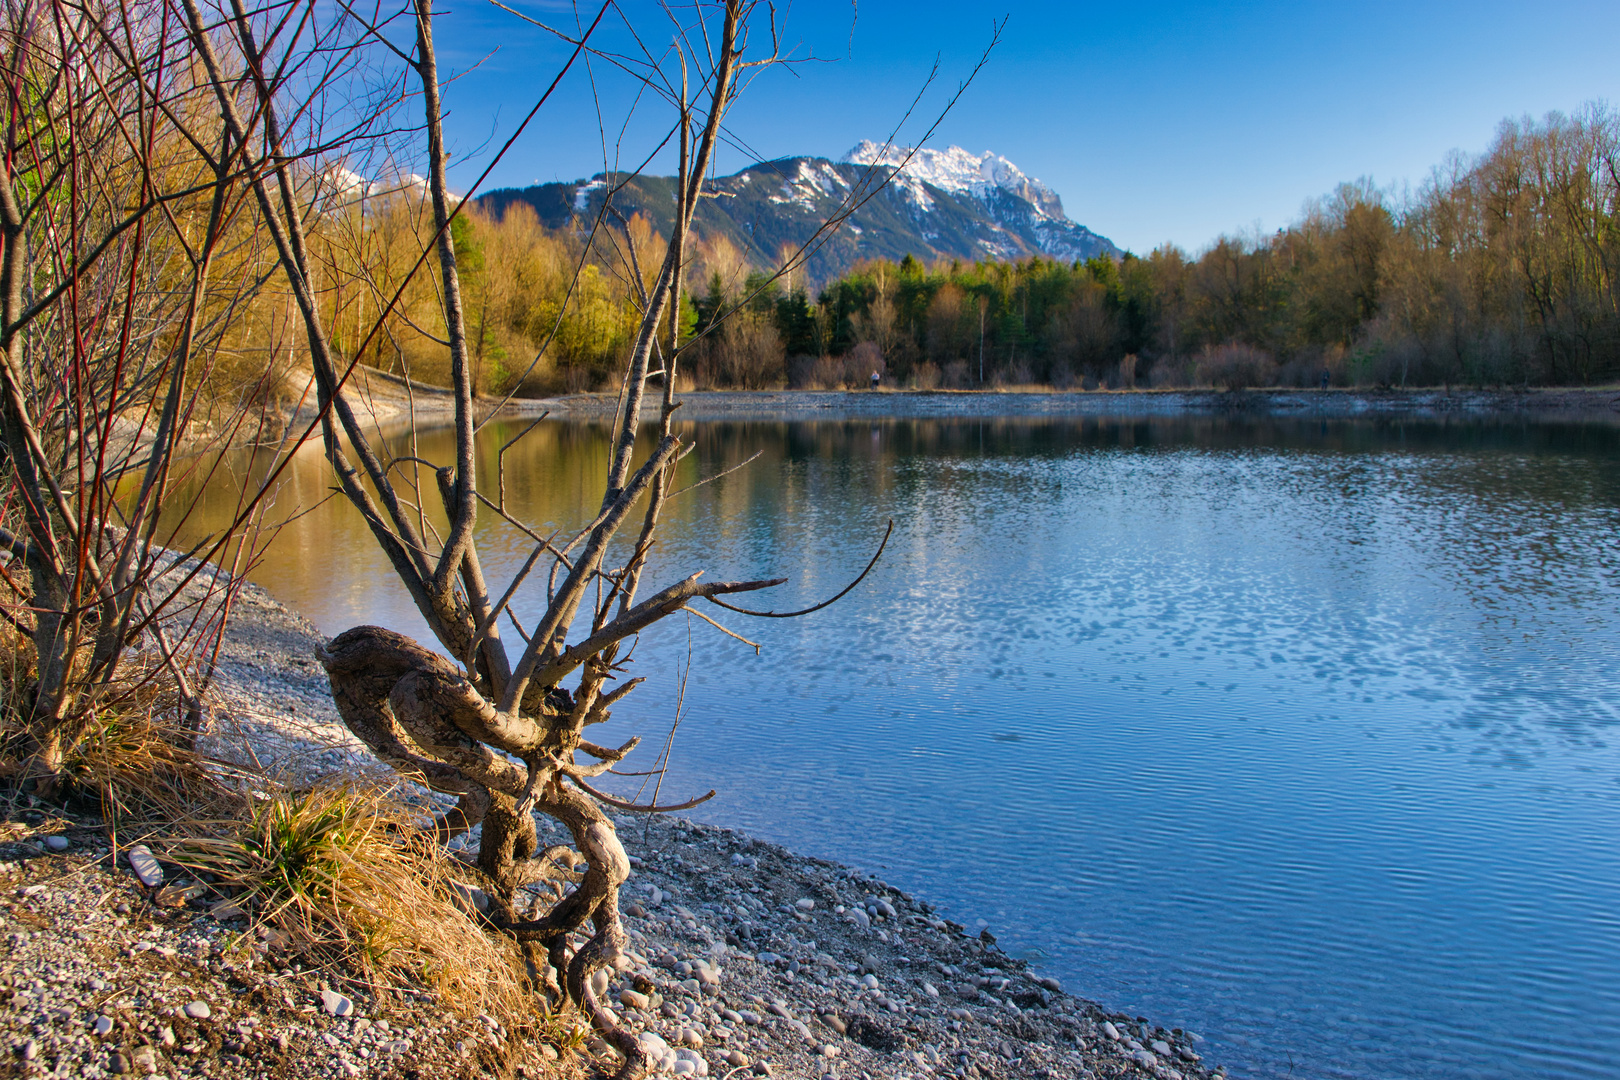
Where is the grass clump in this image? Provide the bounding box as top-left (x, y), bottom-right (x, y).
top-left (174, 781), bottom-right (529, 1017)
top-left (65, 705), bottom-right (246, 830)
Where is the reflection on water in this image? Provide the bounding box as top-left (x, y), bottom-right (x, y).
top-left (180, 415), bottom-right (1620, 1080)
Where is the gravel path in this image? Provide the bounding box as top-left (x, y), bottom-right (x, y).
top-left (4, 583), bottom-right (1229, 1080)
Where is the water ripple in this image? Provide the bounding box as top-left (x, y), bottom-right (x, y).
top-left (184, 416), bottom-right (1620, 1080)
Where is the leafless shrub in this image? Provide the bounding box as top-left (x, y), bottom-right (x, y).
top-left (847, 341), bottom-right (886, 386)
top-left (0, 0), bottom-right (319, 798)
top-left (1194, 343), bottom-right (1278, 389)
top-left (185, 2), bottom-right (974, 1073)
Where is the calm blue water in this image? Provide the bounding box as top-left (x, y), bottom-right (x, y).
top-left (224, 416), bottom-right (1620, 1080)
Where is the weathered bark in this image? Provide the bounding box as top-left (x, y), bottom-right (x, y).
top-left (316, 623), bottom-right (645, 1076)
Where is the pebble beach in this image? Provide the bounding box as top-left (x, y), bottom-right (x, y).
top-left (2, 582), bottom-right (1228, 1080)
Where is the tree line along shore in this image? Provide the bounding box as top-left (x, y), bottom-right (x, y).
top-left (304, 105), bottom-right (1618, 404)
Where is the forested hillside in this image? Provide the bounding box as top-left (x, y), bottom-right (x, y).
top-left (293, 106), bottom-right (1620, 398)
top-left (452, 107), bottom-right (1620, 393)
top-left (479, 147), bottom-right (1119, 285)
top-left (791, 107), bottom-right (1620, 391)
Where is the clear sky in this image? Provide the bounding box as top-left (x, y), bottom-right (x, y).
top-left (432, 0), bottom-right (1620, 255)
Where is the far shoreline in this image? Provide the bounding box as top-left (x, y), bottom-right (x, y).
top-left (528, 385), bottom-right (1620, 423)
top-left (281, 367), bottom-right (1620, 442)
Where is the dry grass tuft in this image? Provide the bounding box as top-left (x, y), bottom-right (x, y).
top-left (173, 781), bottom-right (530, 1017)
top-left (65, 701), bottom-right (247, 830)
top-left (1, 609), bottom-right (577, 1059)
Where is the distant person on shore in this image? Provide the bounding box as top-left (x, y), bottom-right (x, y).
top-left (870, 371), bottom-right (881, 390)
top-left (1321, 369), bottom-right (1330, 390)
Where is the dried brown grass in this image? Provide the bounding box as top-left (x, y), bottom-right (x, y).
top-left (170, 781), bottom-right (532, 1019)
top-left (66, 700), bottom-right (248, 832)
top-left (1, 607), bottom-right (584, 1061)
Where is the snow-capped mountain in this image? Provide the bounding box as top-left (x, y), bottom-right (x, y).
top-left (840, 141), bottom-right (1114, 266)
top-left (480, 144), bottom-right (1118, 282)
top-left (843, 141), bottom-right (1067, 220)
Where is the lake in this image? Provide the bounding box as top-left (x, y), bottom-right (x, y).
top-left (187, 413), bottom-right (1620, 1080)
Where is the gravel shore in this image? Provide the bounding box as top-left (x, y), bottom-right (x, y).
top-left (270, 374), bottom-right (1620, 437)
top-left (3, 584), bottom-right (1227, 1080)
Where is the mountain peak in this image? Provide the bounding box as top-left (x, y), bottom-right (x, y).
top-left (479, 143), bottom-right (1118, 284)
top-left (841, 141), bottom-right (1066, 221)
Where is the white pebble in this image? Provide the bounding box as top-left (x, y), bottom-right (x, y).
top-left (126, 845), bottom-right (164, 887)
top-left (319, 990), bottom-right (354, 1017)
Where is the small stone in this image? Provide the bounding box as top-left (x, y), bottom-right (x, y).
top-left (818, 1044), bottom-right (840, 1058)
top-left (1132, 1049), bottom-right (1158, 1068)
top-left (1037, 976), bottom-right (1062, 993)
top-left (821, 1014), bottom-right (847, 1035)
top-left (850, 908), bottom-right (870, 929)
top-left (183, 1000), bottom-right (211, 1020)
top-left (274, 1033), bottom-right (290, 1051)
top-left (451, 883), bottom-right (490, 915)
top-left (619, 989), bottom-right (649, 1011)
top-left (1152, 1039), bottom-right (1172, 1057)
top-left (93, 1015), bottom-right (115, 1036)
top-left (319, 990), bottom-right (354, 1017)
top-left (43, 835), bottom-right (69, 852)
top-left (795, 898), bottom-right (815, 912)
top-left (126, 845), bottom-right (164, 887)
top-left (158, 1027), bottom-right (175, 1048)
top-left (132, 1046), bottom-right (157, 1073)
top-left (752, 1062), bottom-right (773, 1077)
top-left (110, 1051), bottom-right (131, 1074)
top-left (923, 981), bottom-right (939, 998)
top-left (861, 973), bottom-right (879, 990)
top-left (19, 1039), bottom-right (39, 1060)
top-left (1102, 1021), bottom-right (1121, 1041)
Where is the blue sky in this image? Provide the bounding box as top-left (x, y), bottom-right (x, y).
top-left (433, 1), bottom-right (1620, 254)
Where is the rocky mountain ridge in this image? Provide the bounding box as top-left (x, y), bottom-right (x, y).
top-left (479, 143), bottom-right (1119, 285)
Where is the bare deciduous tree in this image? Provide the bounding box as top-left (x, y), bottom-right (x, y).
top-left (167, 1), bottom-right (987, 1071)
top-left (0, 0), bottom-right (326, 795)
